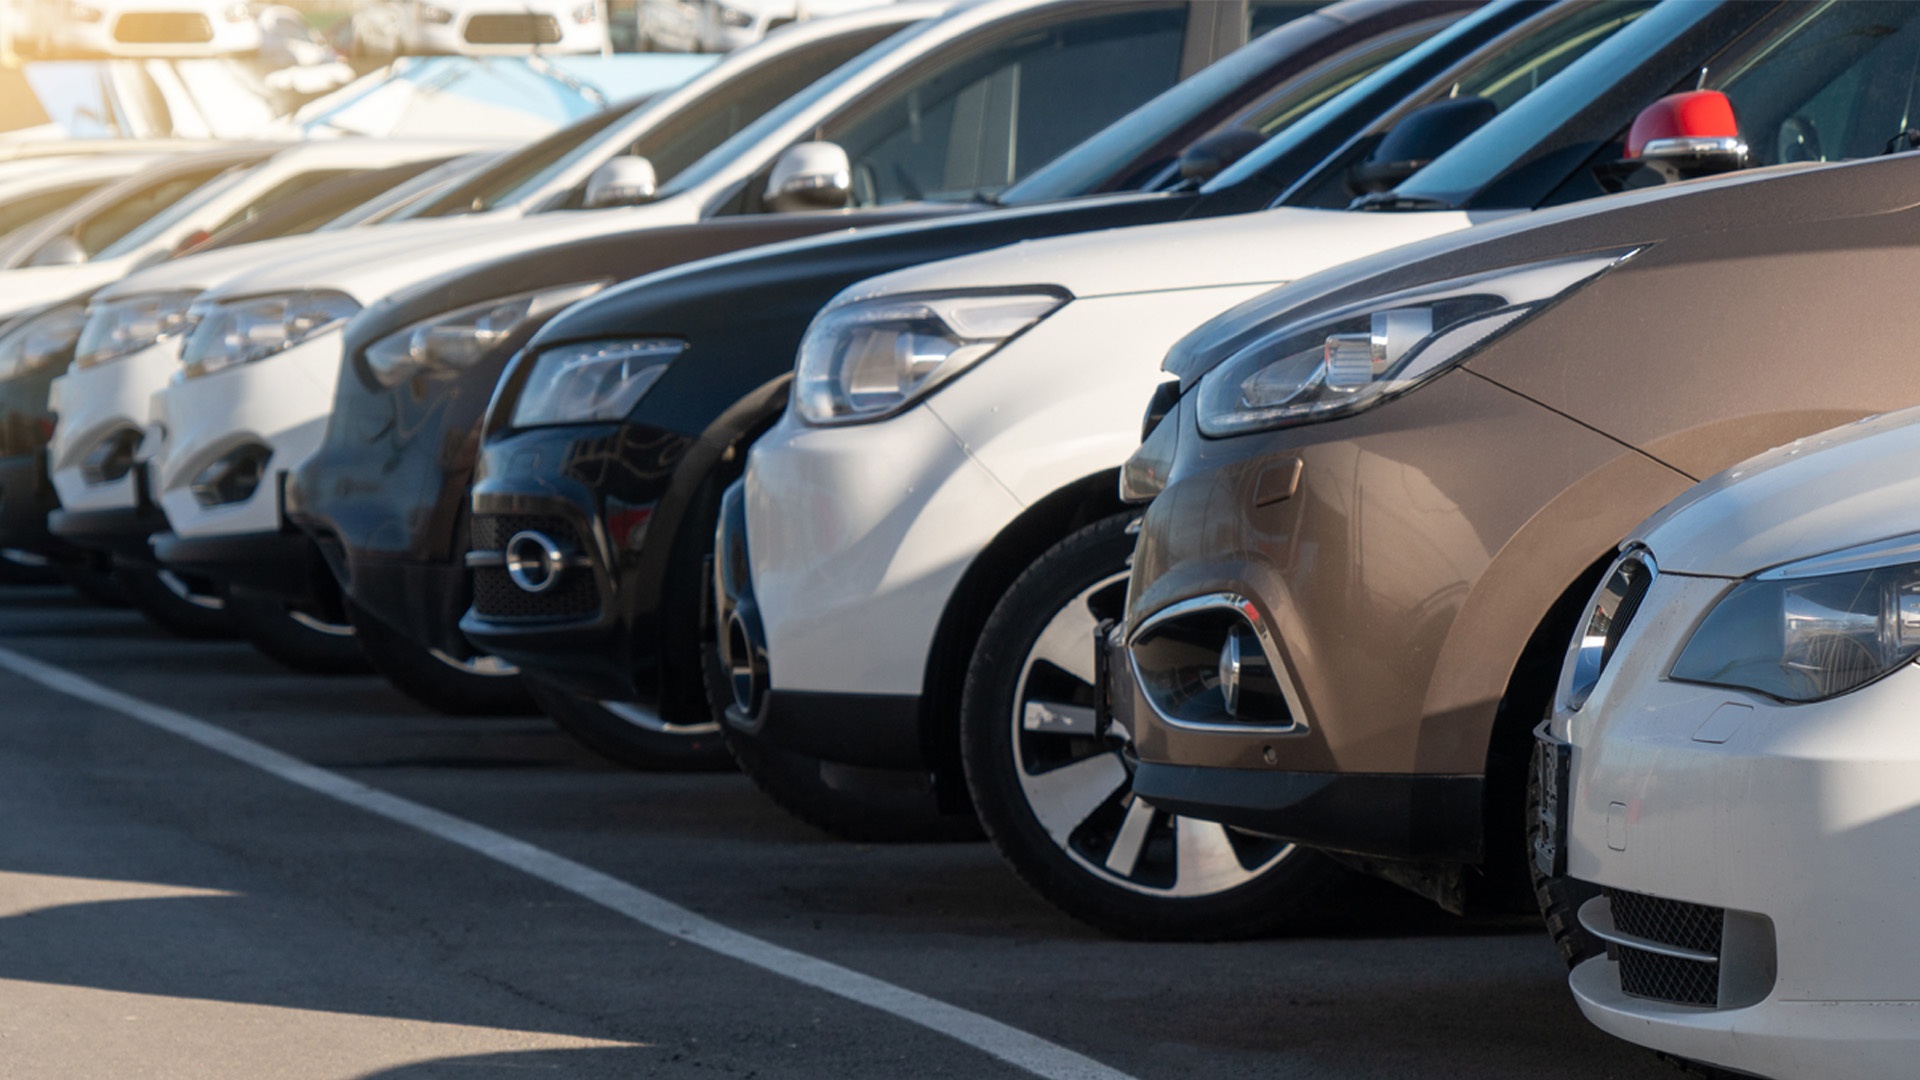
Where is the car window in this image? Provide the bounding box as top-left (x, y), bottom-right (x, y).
top-left (1001, 12), bottom-right (1443, 206)
top-left (0, 182), bottom-right (107, 241)
top-left (202, 169), bottom-right (358, 237)
top-left (1249, 1), bottom-right (1325, 41)
top-left (70, 165), bottom-right (235, 259)
top-left (92, 165), bottom-right (252, 260)
top-left (413, 101), bottom-right (639, 217)
top-left (821, 4), bottom-right (1189, 206)
top-left (1707, 1), bottom-right (1920, 166)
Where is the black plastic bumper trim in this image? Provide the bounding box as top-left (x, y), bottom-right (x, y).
top-left (151, 528), bottom-right (316, 600)
top-left (48, 505), bottom-right (169, 564)
top-left (737, 689), bottom-right (926, 771)
top-left (1131, 763), bottom-right (1484, 862)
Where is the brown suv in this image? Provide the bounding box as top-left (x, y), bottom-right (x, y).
top-left (1118, 121), bottom-right (1920, 917)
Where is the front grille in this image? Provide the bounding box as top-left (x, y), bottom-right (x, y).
top-left (1599, 556), bottom-right (1653, 673)
top-left (470, 512), bottom-right (599, 622)
top-left (471, 513), bottom-right (578, 553)
top-left (1617, 946), bottom-right (1720, 1008)
top-left (114, 12), bottom-right (214, 43)
top-left (1607, 887), bottom-right (1724, 955)
top-left (473, 565), bottom-right (599, 621)
top-left (464, 13), bottom-right (563, 44)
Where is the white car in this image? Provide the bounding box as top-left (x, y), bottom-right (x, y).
top-left (0, 153), bottom-right (172, 245)
top-left (1547, 406), bottom-right (1920, 1080)
top-left (353, 0), bottom-right (609, 57)
top-left (698, 0), bottom-right (893, 53)
top-left (31, 0), bottom-right (263, 58)
top-left (0, 138), bottom-right (491, 325)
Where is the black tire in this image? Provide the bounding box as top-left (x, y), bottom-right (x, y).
top-left (59, 563), bottom-right (128, 606)
top-left (224, 587), bottom-right (371, 675)
top-left (1528, 735), bottom-right (1604, 966)
top-left (117, 565), bottom-right (234, 639)
top-left (525, 678), bottom-right (732, 771)
top-left (347, 603), bottom-right (536, 716)
top-left (961, 513), bottom-right (1353, 941)
top-left (702, 644), bottom-right (982, 843)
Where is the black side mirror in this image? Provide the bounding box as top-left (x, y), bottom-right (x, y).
top-left (1348, 96), bottom-right (1498, 194)
top-left (1176, 128), bottom-right (1267, 184)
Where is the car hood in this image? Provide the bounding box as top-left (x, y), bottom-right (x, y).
top-left (1634, 408), bottom-right (1920, 580)
top-left (837, 206), bottom-right (1475, 304)
top-left (193, 205), bottom-right (688, 305)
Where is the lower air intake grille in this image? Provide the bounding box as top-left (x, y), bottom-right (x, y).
top-left (471, 513), bottom-right (577, 552)
top-left (1607, 888), bottom-right (1724, 955)
top-left (464, 14), bottom-right (563, 44)
top-left (472, 565), bottom-right (599, 622)
top-left (1616, 946), bottom-right (1720, 1008)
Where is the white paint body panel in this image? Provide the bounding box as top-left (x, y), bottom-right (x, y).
top-left (746, 206), bottom-right (1473, 697)
top-left (1556, 408), bottom-right (1920, 1078)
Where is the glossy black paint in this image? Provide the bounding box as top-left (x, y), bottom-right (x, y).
top-left (459, 1), bottom-right (1553, 721)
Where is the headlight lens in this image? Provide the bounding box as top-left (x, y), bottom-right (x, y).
top-left (74, 290), bottom-right (200, 370)
top-left (179, 290), bottom-right (359, 380)
top-left (716, 4), bottom-right (752, 27)
top-left (793, 290), bottom-right (1067, 426)
top-left (510, 339), bottom-right (685, 428)
top-left (363, 282), bottom-right (605, 390)
top-left (224, 3), bottom-right (250, 22)
top-left (419, 2), bottom-right (454, 23)
top-left (1195, 251), bottom-right (1636, 438)
top-left (572, 2), bottom-right (598, 22)
top-left (1673, 542), bottom-right (1920, 702)
top-left (0, 302), bottom-right (89, 382)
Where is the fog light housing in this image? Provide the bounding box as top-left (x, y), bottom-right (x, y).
top-left (1130, 593), bottom-right (1299, 731)
top-left (80, 428), bottom-right (143, 485)
top-left (504, 530), bottom-right (567, 594)
top-left (190, 444), bottom-right (272, 508)
top-left (1218, 625), bottom-right (1286, 720)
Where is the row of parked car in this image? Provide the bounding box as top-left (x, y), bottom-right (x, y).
top-left (3, 0), bottom-right (1916, 1075)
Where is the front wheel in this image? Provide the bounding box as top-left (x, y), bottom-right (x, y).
top-left (225, 587), bottom-right (371, 675)
top-left (961, 513), bottom-right (1352, 941)
top-left (347, 603), bottom-right (535, 716)
top-left (525, 679), bottom-right (732, 770)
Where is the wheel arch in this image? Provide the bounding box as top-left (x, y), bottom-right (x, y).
top-left (917, 468), bottom-right (1132, 813)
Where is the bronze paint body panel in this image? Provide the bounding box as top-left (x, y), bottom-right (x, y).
top-left (1128, 155), bottom-right (1920, 841)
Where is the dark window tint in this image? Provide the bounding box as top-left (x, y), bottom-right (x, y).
top-left (207, 169), bottom-right (356, 236)
top-left (0, 182), bottom-right (106, 240)
top-left (823, 5), bottom-right (1188, 205)
top-left (413, 101), bottom-right (637, 217)
top-left (1249, 1), bottom-right (1324, 41)
top-left (1710, 1), bottom-right (1920, 166)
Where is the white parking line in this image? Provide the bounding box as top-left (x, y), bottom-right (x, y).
top-left (0, 645), bottom-right (1136, 1080)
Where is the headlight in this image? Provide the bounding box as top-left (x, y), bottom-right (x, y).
top-left (1673, 540), bottom-right (1920, 703)
top-left (1195, 250), bottom-right (1637, 438)
top-left (0, 302), bottom-right (89, 382)
top-left (224, 2), bottom-right (250, 22)
top-left (74, 290), bottom-right (200, 371)
top-left (572, 2), bottom-right (598, 22)
top-left (179, 290), bottom-right (359, 380)
top-left (418, 2), bottom-right (454, 23)
top-left (715, 4), bottom-right (753, 27)
top-left (363, 282), bottom-right (605, 390)
top-left (66, 1), bottom-right (102, 21)
top-left (793, 290), bottom-right (1067, 426)
top-left (510, 339), bottom-right (685, 428)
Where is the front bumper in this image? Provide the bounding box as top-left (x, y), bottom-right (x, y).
top-left (46, 465), bottom-right (171, 565)
top-left (1122, 372), bottom-right (1694, 860)
top-left (459, 420), bottom-right (697, 705)
top-left (49, 339), bottom-right (180, 517)
top-left (1557, 571), bottom-right (1920, 1076)
top-left (0, 450), bottom-right (61, 557)
top-left (150, 526), bottom-right (327, 603)
top-left (152, 329), bottom-right (341, 542)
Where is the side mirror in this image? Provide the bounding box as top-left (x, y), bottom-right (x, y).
top-left (1624, 90), bottom-right (1746, 178)
top-left (583, 157), bottom-right (658, 209)
top-left (764, 141), bottom-right (852, 213)
top-left (27, 234), bottom-right (86, 268)
top-left (1348, 96), bottom-right (1497, 194)
top-left (1176, 128), bottom-right (1266, 184)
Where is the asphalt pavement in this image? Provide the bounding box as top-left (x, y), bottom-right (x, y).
top-left (0, 584), bottom-right (1676, 1079)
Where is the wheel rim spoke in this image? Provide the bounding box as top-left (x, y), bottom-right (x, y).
top-left (1021, 751), bottom-right (1127, 846)
top-left (1102, 796), bottom-right (1156, 877)
top-left (1173, 816), bottom-right (1252, 897)
top-left (1026, 596), bottom-right (1101, 686)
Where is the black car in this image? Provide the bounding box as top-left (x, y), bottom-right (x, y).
top-left (454, 0), bottom-right (1556, 767)
top-left (293, 0), bottom-right (1465, 740)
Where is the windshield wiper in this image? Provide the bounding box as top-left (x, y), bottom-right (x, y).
top-left (1348, 191), bottom-right (1456, 212)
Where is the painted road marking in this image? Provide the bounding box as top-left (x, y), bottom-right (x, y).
top-left (0, 644), bottom-right (1135, 1080)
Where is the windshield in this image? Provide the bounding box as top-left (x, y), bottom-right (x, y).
top-left (1392, 0), bottom-right (1711, 208)
top-left (412, 100), bottom-right (640, 217)
top-left (655, 18), bottom-right (939, 202)
top-left (93, 166), bottom-right (250, 260)
top-left (1202, 0), bottom-right (1528, 196)
top-left (998, 5), bottom-right (1344, 205)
